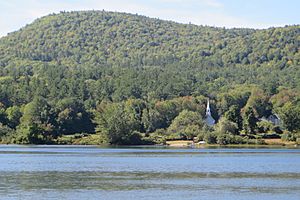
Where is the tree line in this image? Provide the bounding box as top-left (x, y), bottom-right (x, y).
top-left (0, 11), bottom-right (299, 144)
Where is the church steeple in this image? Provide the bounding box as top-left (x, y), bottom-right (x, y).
top-left (205, 99), bottom-right (215, 126)
top-left (206, 99), bottom-right (211, 116)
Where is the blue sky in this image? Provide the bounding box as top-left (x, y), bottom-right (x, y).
top-left (0, 0), bottom-right (299, 37)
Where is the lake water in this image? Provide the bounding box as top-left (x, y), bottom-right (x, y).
top-left (0, 145), bottom-right (299, 200)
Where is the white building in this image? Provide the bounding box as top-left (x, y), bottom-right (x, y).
top-left (205, 99), bottom-right (215, 126)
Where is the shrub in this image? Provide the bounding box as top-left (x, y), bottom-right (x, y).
top-left (216, 117), bottom-right (239, 135)
top-left (216, 133), bottom-right (247, 145)
top-left (0, 124), bottom-right (15, 143)
top-left (204, 132), bottom-right (217, 144)
top-left (281, 131), bottom-right (300, 142)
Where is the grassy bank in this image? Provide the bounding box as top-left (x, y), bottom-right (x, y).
top-left (1, 131), bottom-right (299, 147)
top-left (52, 134), bottom-right (299, 147)
top-left (166, 139), bottom-right (298, 148)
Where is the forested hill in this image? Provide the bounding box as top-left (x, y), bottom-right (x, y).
top-left (0, 11), bottom-right (299, 145)
top-left (1, 11), bottom-right (299, 69)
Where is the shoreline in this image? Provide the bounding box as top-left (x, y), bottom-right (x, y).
top-left (166, 139), bottom-right (298, 148)
top-left (0, 141), bottom-right (298, 149)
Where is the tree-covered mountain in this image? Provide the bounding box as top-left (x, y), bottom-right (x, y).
top-left (0, 11), bottom-right (299, 144)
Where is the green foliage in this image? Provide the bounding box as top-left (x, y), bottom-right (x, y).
top-left (0, 106), bottom-right (7, 125)
top-left (270, 89), bottom-right (299, 108)
top-left (142, 108), bottom-right (164, 133)
top-left (143, 129), bottom-right (167, 145)
top-left (216, 134), bottom-right (246, 145)
top-left (0, 10), bottom-right (299, 144)
top-left (0, 123), bottom-right (14, 143)
top-left (245, 88), bottom-right (271, 118)
top-left (217, 86), bottom-right (252, 116)
top-left (5, 106), bottom-right (22, 128)
top-left (20, 97), bottom-right (53, 126)
top-left (55, 98), bottom-right (94, 134)
top-left (15, 124), bottom-right (52, 144)
top-left (224, 105), bottom-right (242, 129)
top-left (278, 102), bottom-right (300, 132)
top-left (281, 132), bottom-right (300, 142)
top-left (242, 106), bottom-right (258, 134)
top-left (216, 117), bottom-right (239, 135)
top-left (257, 120), bottom-right (274, 133)
top-left (204, 132), bottom-right (217, 144)
top-left (94, 100), bottom-right (141, 145)
top-left (15, 97), bottom-right (54, 143)
top-left (167, 110), bottom-right (204, 140)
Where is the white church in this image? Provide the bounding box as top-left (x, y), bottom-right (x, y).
top-left (205, 99), bottom-right (215, 126)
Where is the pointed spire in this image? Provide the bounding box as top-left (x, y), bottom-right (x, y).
top-left (206, 99), bottom-right (211, 116)
top-left (205, 98), bottom-right (215, 126)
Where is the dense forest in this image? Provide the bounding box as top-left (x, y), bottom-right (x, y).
top-left (0, 11), bottom-right (299, 145)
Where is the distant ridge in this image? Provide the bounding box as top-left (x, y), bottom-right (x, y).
top-left (0, 10), bottom-right (298, 69)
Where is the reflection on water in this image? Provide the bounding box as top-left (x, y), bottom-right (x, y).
top-left (0, 145), bottom-right (299, 200)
